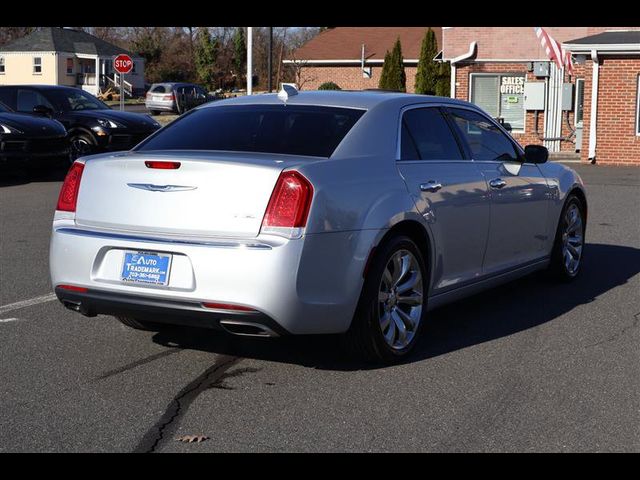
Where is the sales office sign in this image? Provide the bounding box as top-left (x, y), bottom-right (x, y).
top-left (500, 76), bottom-right (525, 94)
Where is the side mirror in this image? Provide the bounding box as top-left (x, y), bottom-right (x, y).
top-left (524, 144), bottom-right (548, 164)
top-left (33, 105), bottom-right (53, 117)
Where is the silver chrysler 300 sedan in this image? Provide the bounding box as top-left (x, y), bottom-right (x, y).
top-left (50, 89), bottom-right (587, 362)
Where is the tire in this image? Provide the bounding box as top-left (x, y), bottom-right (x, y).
top-left (342, 235), bottom-right (428, 363)
top-left (548, 194), bottom-right (586, 281)
top-left (115, 315), bottom-right (166, 331)
top-left (69, 133), bottom-right (96, 163)
top-left (149, 110), bottom-right (161, 116)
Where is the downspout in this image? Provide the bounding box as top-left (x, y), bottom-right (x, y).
top-left (588, 49), bottom-right (599, 162)
top-left (449, 41), bottom-right (477, 98)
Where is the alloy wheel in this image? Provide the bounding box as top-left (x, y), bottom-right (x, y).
top-left (378, 249), bottom-right (424, 350)
top-left (562, 203), bottom-right (583, 275)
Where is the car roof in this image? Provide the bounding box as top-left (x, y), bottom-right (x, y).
top-left (203, 90), bottom-right (478, 111)
top-left (0, 84), bottom-right (82, 92)
top-left (151, 82), bottom-right (198, 88)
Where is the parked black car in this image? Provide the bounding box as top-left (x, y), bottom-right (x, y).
top-left (0, 99), bottom-right (69, 170)
top-left (0, 85), bottom-right (161, 161)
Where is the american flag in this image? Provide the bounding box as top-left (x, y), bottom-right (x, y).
top-left (534, 27), bottom-right (574, 75)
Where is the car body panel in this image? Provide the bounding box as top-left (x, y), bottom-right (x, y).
top-left (50, 91), bottom-right (587, 335)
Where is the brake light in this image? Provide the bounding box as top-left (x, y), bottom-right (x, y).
top-left (56, 162), bottom-right (85, 212)
top-left (261, 171), bottom-right (313, 238)
top-left (202, 302), bottom-right (256, 312)
top-left (57, 284), bottom-right (88, 293)
top-left (164, 94), bottom-right (174, 101)
top-left (145, 161), bottom-right (181, 169)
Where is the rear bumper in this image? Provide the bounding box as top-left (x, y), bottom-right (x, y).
top-left (49, 224), bottom-right (375, 335)
top-left (54, 286), bottom-right (289, 335)
top-left (145, 101), bottom-right (175, 112)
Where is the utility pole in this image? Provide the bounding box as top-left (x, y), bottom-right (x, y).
top-left (247, 27), bottom-right (253, 95)
top-left (268, 27), bottom-right (273, 92)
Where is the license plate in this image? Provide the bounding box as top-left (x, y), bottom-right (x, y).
top-left (121, 251), bottom-right (172, 286)
top-left (153, 95), bottom-right (163, 101)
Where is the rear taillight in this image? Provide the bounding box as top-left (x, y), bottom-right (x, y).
top-left (261, 171), bottom-right (313, 238)
top-left (56, 162), bottom-right (84, 212)
top-left (164, 94), bottom-right (175, 101)
top-left (145, 161), bottom-right (181, 169)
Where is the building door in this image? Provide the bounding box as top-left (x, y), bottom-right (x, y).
top-left (574, 78), bottom-right (585, 152)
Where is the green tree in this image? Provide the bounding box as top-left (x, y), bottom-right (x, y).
top-left (378, 50), bottom-right (392, 90)
top-left (414, 28), bottom-right (439, 95)
top-left (435, 61), bottom-right (451, 97)
top-left (378, 38), bottom-right (406, 92)
top-left (194, 27), bottom-right (219, 89)
top-left (233, 27), bottom-right (246, 76)
top-left (318, 81), bottom-right (341, 90)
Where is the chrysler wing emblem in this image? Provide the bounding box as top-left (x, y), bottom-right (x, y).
top-left (127, 183), bottom-right (197, 192)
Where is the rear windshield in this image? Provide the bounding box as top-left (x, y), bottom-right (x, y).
top-left (150, 85), bottom-right (168, 93)
top-left (135, 104), bottom-right (365, 157)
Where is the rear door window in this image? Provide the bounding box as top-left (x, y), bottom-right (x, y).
top-left (400, 107), bottom-right (464, 160)
top-left (16, 89), bottom-right (54, 112)
top-left (136, 104), bottom-right (365, 158)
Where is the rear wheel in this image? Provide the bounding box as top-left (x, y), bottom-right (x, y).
top-left (115, 315), bottom-right (166, 331)
top-left (548, 194), bottom-right (585, 281)
top-left (149, 109), bottom-right (161, 116)
top-left (342, 235), bottom-right (428, 363)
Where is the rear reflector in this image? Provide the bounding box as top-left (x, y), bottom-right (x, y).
top-left (262, 171), bottom-right (313, 229)
top-left (56, 162), bottom-right (85, 212)
top-left (145, 161), bottom-right (181, 169)
top-left (202, 302), bottom-right (256, 312)
top-left (57, 284), bottom-right (88, 293)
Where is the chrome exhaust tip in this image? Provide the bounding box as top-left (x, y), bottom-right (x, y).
top-left (219, 320), bottom-right (279, 337)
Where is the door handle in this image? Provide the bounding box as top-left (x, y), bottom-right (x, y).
top-left (489, 178), bottom-right (507, 189)
top-left (420, 181), bottom-right (443, 192)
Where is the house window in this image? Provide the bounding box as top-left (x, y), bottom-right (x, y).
top-left (66, 58), bottom-right (74, 75)
top-left (470, 73), bottom-right (526, 131)
top-left (33, 57), bottom-right (42, 74)
top-left (0, 57), bottom-right (5, 74)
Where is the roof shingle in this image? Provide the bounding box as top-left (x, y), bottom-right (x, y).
top-left (0, 27), bottom-right (136, 57)
top-left (289, 27), bottom-right (442, 61)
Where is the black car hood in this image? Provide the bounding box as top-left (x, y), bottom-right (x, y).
top-left (0, 112), bottom-right (67, 137)
top-left (69, 109), bottom-right (159, 129)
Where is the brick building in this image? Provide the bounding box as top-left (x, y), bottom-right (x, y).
top-left (442, 27), bottom-right (640, 164)
top-left (284, 27), bottom-right (441, 92)
top-left (564, 31), bottom-right (640, 165)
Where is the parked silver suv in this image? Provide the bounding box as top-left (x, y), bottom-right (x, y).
top-left (145, 82), bottom-right (213, 115)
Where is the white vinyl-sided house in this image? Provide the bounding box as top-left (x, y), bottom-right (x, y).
top-left (0, 27), bottom-right (145, 97)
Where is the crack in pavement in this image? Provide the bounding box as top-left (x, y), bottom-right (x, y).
top-left (133, 355), bottom-right (241, 453)
top-left (585, 311), bottom-right (640, 349)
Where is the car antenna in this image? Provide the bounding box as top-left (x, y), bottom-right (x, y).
top-left (277, 84), bottom-right (298, 105)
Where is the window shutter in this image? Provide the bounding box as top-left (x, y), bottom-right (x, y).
top-left (471, 76), bottom-right (499, 118)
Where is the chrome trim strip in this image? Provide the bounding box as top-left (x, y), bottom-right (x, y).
top-left (55, 227), bottom-right (272, 250)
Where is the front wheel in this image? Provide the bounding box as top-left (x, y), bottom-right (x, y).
top-left (342, 235), bottom-right (428, 363)
top-left (69, 133), bottom-right (95, 163)
top-left (548, 194), bottom-right (586, 281)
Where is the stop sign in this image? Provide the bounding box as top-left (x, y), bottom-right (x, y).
top-left (113, 54), bottom-right (133, 74)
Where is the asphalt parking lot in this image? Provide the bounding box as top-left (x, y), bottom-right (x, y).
top-left (0, 163), bottom-right (638, 452)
